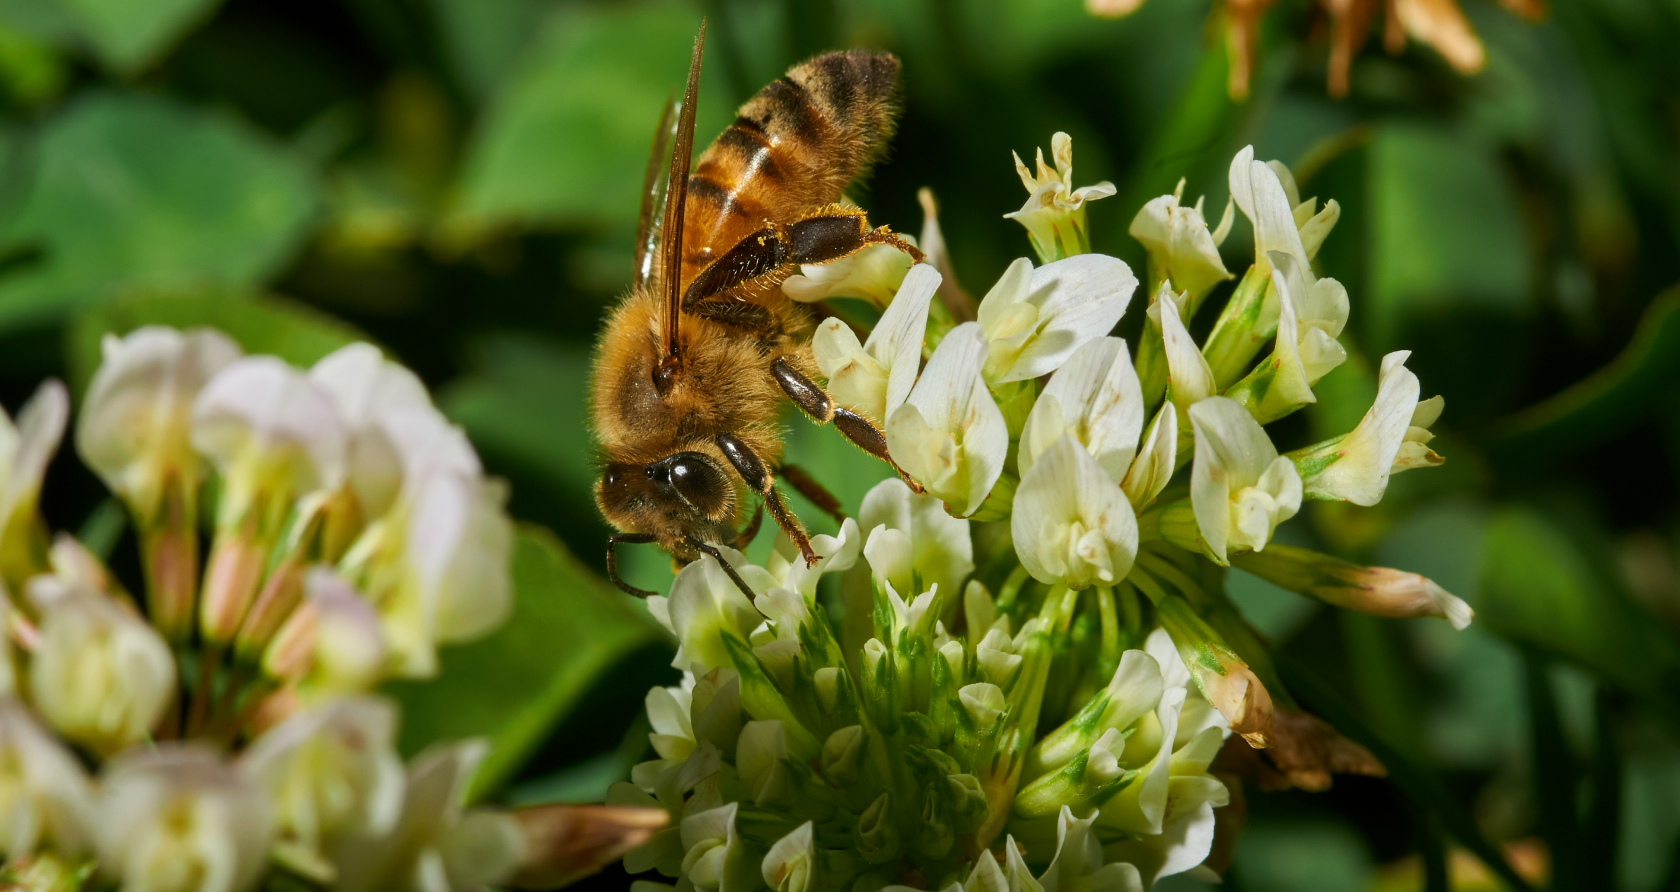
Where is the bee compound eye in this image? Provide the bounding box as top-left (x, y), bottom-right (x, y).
top-left (668, 454), bottom-right (728, 516)
top-left (645, 463), bottom-right (671, 485)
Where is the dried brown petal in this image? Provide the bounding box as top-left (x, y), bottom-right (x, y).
top-left (507, 804), bottom-right (670, 890)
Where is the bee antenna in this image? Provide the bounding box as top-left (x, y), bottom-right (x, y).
top-left (660, 19), bottom-right (706, 369)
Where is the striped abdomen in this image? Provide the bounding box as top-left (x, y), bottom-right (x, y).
top-left (679, 50), bottom-right (901, 295)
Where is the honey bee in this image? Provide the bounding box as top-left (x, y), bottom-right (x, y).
top-left (591, 23), bottom-right (924, 597)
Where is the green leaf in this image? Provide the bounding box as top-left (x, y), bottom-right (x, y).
top-left (449, 0), bottom-right (733, 238)
top-left (1365, 124), bottom-right (1529, 348)
top-left (385, 524), bottom-right (665, 800)
top-left (0, 91), bottom-right (320, 333)
top-left (1490, 284), bottom-right (1680, 463)
top-left (57, 0), bottom-right (221, 73)
top-left (1478, 508), bottom-right (1680, 719)
top-left (1277, 653), bottom-right (1539, 892)
top-left (427, 0), bottom-right (550, 102)
top-left (65, 291), bottom-right (366, 394)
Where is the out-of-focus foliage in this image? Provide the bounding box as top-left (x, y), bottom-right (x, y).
top-left (0, 0), bottom-right (1677, 889)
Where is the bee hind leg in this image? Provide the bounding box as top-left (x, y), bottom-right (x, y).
top-left (769, 356), bottom-right (926, 495)
top-left (714, 432), bottom-right (818, 567)
top-left (606, 533), bottom-right (658, 598)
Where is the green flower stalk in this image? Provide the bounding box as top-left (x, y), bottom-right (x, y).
top-left (622, 136), bottom-right (1464, 891)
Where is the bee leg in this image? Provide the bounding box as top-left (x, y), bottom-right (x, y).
top-left (777, 463), bottom-right (846, 522)
top-left (683, 213), bottom-right (924, 310)
top-left (769, 356), bottom-right (926, 495)
top-left (606, 533), bottom-right (658, 598)
top-left (683, 537), bottom-right (761, 600)
top-left (735, 503), bottom-right (764, 550)
top-left (692, 299), bottom-right (774, 334)
top-left (715, 432), bottom-right (818, 567)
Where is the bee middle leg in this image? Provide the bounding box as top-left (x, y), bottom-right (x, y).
top-left (684, 212), bottom-right (925, 310)
top-left (714, 432), bottom-right (818, 567)
top-left (769, 356), bottom-right (925, 495)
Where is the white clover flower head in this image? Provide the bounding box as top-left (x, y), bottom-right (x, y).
top-left (1129, 178), bottom-right (1234, 302)
top-left (239, 696), bottom-right (406, 879)
top-left (1004, 133), bottom-right (1117, 262)
top-left (886, 322), bottom-right (1008, 517)
top-left (0, 698), bottom-right (95, 858)
top-left (1012, 434), bottom-right (1139, 589)
top-left (96, 745), bottom-right (276, 892)
top-left (1019, 336), bottom-right (1144, 483)
top-left (76, 326), bottom-right (242, 521)
top-left (813, 264), bottom-right (941, 425)
top-left (976, 254), bottom-right (1137, 385)
top-left (1188, 397), bottom-right (1303, 564)
top-left (27, 584), bottom-right (174, 757)
top-left (783, 237), bottom-right (917, 308)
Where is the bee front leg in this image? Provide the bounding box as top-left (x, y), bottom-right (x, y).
top-left (606, 533), bottom-right (658, 598)
top-left (714, 432), bottom-right (818, 567)
top-left (769, 356), bottom-right (926, 495)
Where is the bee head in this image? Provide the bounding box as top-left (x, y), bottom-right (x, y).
top-left (595, 451), bottom-right (737, 551)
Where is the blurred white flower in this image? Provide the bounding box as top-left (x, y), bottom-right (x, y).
top-left (1004, 133), bottom-right (1117, 263)
top-left (783, 239), bottom-right (916, 309)
top-left (265, 569), bottom-right (389, 694)
top-left (1012, 435), bottom-right (1139, 589)
top-left (856, 478), bottom-right (973, 613)
top-left (0, 379), bottom-right (67, 529)
top-left (333, 740), bottom-right (522, 892)
top-left (1296, 351), bottom-right (1421, 505)
top-left (310, 343), bottom-right (434, 523)
top-left (0, 698), bottom-right (95, 858)
top-left (1187, 397), bottom-right (1302, 564)
top-left (1129, 179), bottom-right (1233, 305)
top-left (1019, 336), bottom-right (1144, 484)
top-left (976, 255), bottom-right (1137, 385)
top-left (240, 696), bottom-right (406, 881)
top-left (77, 326), bottom-right (242, 522)
top-left (886, 323), bottom-right (1008, 517)
top-left (96, 745), bottom-right (275, 892)
top-left (28, 584), bottom-right (174, 757)
top-left (812, 264), bottom-right (940, 425)
top-left (192, 356), bottom-right (349, 529)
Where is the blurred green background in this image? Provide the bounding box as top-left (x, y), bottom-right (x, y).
top-left (3, 0), bottom-right (1679, 889)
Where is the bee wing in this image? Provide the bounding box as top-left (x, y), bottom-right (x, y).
top-left (632, 94), bottom-right (679, 291)
top-left (659, 20), bottom-right (706, 361)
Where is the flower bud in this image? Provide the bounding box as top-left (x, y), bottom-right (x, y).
top-left (1233, 544), bottom-right (1473, 629)
top-left (763, 821), bottom-right (818, 892)
top-left (736, 721), bottom-right (794, 806)
top-left (944, 773), bottom-right (989, 835)
top-left (975, 630), bottom-right (1022, 691)
top-left (96, 745), bottom-right (275, 892)
top-left (820, 725), bottom-right (865, 787)
top-left (854, 794), bottom-right (898, 864)
top-left (0, 699), bottom-right (94, 858)
top-left (1121, 406), bottom-right (1177, 511)
top-left (678, 803), bottom-right (755, 892)
top-left (29, 585), bottom-right (173, 756)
